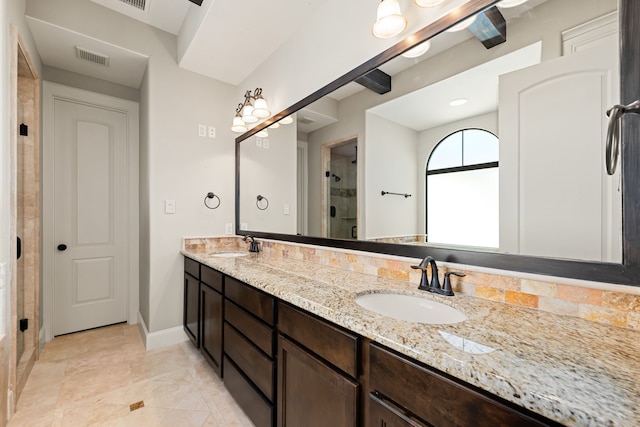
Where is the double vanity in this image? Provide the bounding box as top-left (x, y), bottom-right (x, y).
top-left (182, 242), bottom-right (639, 427)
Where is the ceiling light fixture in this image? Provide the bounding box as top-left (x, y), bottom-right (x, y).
top-left (449, 98), bottom-right (468, 106)
top-left (446, 14), bottom-right (477, 32)
top-left (231, 88), bottom-right (271, 133)
top-left (401, 39), bottom-right (432, 58)
top-left (497, 0), bottom-right (528, 8)
top-left (372, 0), bottom-right (407, 39)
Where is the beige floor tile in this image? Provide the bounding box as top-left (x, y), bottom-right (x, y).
top-left (9, 324), bottom-right (255, 427)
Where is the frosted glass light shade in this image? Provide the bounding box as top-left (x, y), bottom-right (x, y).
top-left (269, 122), bottom-right (280, 129)
top-left (256, 129), bottom-right (268, 138)
top-left (231, 116), bottom-right (247, 133)
top-left (372, 0), bottom-right (407, 39)
top-left (241, 104), bottom-right (258, 123)
top-left (401, 40), bottom-right (432, 58)
top-left (252, 97), bottom-right (270, 118)
top-left (280, 116), bottom-right (293, 124)
top-left (414, 0), bottom-right (445, 7)
top-left (446, 15), bottom-right (477, 32)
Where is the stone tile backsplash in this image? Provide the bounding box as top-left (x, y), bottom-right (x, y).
top-left (183, 236), bottom-right (640, 330)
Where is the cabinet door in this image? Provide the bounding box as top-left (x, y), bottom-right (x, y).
top-left (369, 393), bottom-right (429, 427)
top-left (201, 283), bottom-right (223, 376)
top-left (183, 273), bottom-right (200, 347)
top-left (277, 335), bottom-right (358, 427)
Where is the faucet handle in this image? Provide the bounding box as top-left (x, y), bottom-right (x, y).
top-left (442, 272), bottom-right (465, 296)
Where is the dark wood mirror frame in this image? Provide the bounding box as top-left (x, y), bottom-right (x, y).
top-left (236, 0), bottom-right (640, 286)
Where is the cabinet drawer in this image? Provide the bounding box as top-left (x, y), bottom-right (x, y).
top-left (278, 302), bottom-right (358, 378)
top-left (224, 356), bottom-right (273, 427)
top-left (369, 344), bottom-right (551, 427)
top-left (224, 323), bottom-right (275, 401)
top-left (369, 392), bottom-right (427, 427)
top-left (226, 277), bottom-right (274, 325)
top-left (225, 299), bottom-right (274, 356)
top-left (184, 257), bottom-right (200, 278)
top-left (201, 265), bottom-right (223, 293)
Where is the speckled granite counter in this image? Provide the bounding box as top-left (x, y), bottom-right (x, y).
top-left (182, 249), bottom-right (640, 427)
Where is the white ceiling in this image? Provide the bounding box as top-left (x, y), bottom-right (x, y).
top-left (368, 42), bottom-right (542, 132)
top-left (26, 0), bottom-right (330, 88)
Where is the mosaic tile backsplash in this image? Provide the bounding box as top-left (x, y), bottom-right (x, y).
top-left (183, 236), bottom-right (640, 330)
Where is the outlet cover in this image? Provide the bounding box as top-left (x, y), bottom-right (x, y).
top-left (256, 137), bottom-right (262, 147)
top-left (224, 223), bottom-right (233, 235)
top-left (263, 138), bottom-right (270, 149)
top-left (208, 126), bottom-right (216, 138)
top-left (165, 200), bottom-right (176, 214)
top-left (240, 223), bottom-right (248, 230)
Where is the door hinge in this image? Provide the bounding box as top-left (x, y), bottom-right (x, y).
top-left (19, 123), bottom-right (28, 136)
top-left (19, 318), bottom-right (28, 332)
top-left (325, 171), bottom-right (330, 177)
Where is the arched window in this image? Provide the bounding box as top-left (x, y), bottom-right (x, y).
top-left (426, 129), bottom-right (499, 248)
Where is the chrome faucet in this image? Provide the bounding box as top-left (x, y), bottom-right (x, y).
top-left (411, 256), bottom-right (465, 296)
top-left (242, 235), bottom-right (260, 253)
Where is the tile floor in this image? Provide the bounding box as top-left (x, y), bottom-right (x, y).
top-left (8, 323), bottom-right (255, 426)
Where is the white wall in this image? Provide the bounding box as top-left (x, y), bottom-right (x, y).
top-left (365, 113), bottom-right (418, 239)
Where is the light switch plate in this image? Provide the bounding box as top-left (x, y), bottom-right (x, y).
top-left (224, 223), bottom-right (233, 235)
top-left (198, 124), bottom-right (206, 137)
top-left (165, 200), bottom-right (176, 214)
top-left (240, 223), bottom-right (248, 230)
top-left (283, 204), bottom-right (290, 215)
top-left (256, 137), bottom-right (262, 147)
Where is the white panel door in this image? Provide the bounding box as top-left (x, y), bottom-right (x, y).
top-left (53, 99), bottom-right (128, 335)
top-left (499, 44), bottom-right (620, 262)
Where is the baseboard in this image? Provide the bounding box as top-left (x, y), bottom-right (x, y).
top-left (39, 326), bottom-right (46, 354)
top-left (137, 312), bottom-right (189, 351)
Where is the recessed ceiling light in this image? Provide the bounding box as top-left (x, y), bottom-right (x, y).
top-left (449, 98), bottom-right (468, 106)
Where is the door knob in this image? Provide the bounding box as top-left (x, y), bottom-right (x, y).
top-left (57, 244), bottom-right (67, 251)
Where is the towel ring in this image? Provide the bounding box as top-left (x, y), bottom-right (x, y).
top-left (256, 195), bottom-right (269, 211)
top-left (605, 100), bottom-right (640, 175)
top-left (204, 192), bottom-right (221, 209)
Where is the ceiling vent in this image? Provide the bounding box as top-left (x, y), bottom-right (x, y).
top-left (117, 0), bottom-right (146, 10)
top-left (298, 117), bottom-right (316, 125)
top-left (75, 47), bottom-right (110, 67)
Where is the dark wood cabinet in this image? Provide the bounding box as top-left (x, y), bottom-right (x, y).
top-left (368, 343), bottom-right (557, 427)
top-left (182, 257), bottom-right (560, 427)
top-left (277, 335), bottom-right (359, 427)
top-left (200, 281), bottom-right (223, 376)
top-left (183, 258), bottom-right (200, 347)
top-left (224, 278), bottom-right (276, 427)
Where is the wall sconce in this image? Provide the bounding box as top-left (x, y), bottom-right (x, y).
top-left (231, 88), bottom-right (271, 133)
top-left (372, 0), bottom-right (407, 39)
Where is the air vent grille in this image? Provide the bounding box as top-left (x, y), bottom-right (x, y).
top-left (298, 117), bottom-right (316, 125)
top-left (75, 47), bottom-right (110, 66)
top-left (117, 0), bottom-right (146, 10)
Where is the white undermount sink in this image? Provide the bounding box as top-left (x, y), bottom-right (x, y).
top-left (211, 252), bottom-right (248, 258)
top-left (355, 293), bottom-right (467, 324)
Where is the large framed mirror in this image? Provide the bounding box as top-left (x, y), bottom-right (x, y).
top-left (236, 0), bottom-right (640, 286)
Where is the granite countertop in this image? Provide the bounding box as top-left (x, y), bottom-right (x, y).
top-left (182, 249), bottom-right (640, 427)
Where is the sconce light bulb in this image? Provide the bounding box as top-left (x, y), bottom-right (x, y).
top-left (445, 14), bottom-right (477, 32)
top-left (372, 0), bottom-right (407, 39)
top-left (401, 40), bottom-right (432, 58)
top-left (231, 116), bottom-right (247, 133)
top-left (253, 97), bottom-right (271, 119)
top-left (280, 115), bottom-right (294, 125)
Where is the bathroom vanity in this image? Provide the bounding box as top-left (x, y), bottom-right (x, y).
top-left (182, 248), bottom-right (639, 426)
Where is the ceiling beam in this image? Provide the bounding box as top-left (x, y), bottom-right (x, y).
top-left (355, 69), bottom-right (391, 95)
top-left (468, 6), bottom-right (506, 49)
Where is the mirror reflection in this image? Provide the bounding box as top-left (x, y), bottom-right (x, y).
top-left (239, 0), bottom-right (621, 263)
